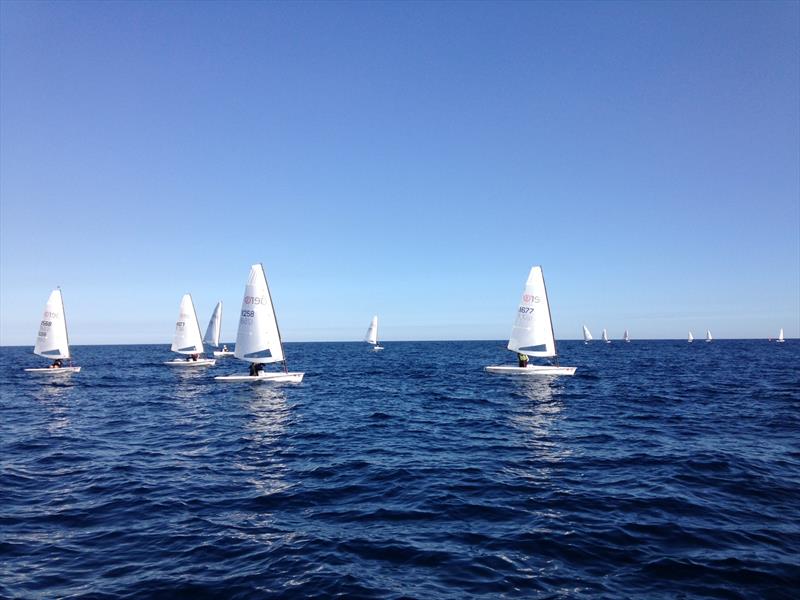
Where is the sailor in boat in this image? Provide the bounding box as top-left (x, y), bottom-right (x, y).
top-left (187, 353), bottom-right (199, 362)
top-left (222, 344), bottom-right (228, 352)
top-left (248, 363), bottom-right (264, 377)
top-left (50, 359), bottom-right (63, 369)
top-left (517, 353), bottom-right (529, 368)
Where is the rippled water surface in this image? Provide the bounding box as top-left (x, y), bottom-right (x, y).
top-left (2, 340), bottom-right (799, 598)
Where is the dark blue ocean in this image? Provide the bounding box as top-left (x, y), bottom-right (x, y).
top-left (1, 340), bottom-right (798, 599)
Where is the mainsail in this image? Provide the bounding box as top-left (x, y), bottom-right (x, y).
top-left (688, 331), bottom-right (694, 342)
top-left (171, 294), bottom-right (204, 354)
top-left (583, 325), bottom-right (593, 342)
top-left (365, 316), bottom-right (379, 345)
top-left (507, 266), bottom-right (557, 357)
top-left (203, 301), bottom-right (223, 347)
top-left (706, 330), bottom-right (713, 342)
top-left (34, 289), bottom-right (71, 359)
top-left (602, 329), bottom-right (609, 342)
top-left (234, 264), bottom-right (285, 364)
top-left (624, 329), bottom-right (630, 342)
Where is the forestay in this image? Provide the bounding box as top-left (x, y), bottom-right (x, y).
top-left (507, 266), bottom-right (557, 358)
top-left (234, 264), bottom-right (285, 364)
top-left (365, 316), bottom-right (379, 345)
top-left (203, 301), bottom-right (222, 347)
top-left (34, 289), bottom-right (71, 359)
top-left (171, 294), bottom-right (204, 354)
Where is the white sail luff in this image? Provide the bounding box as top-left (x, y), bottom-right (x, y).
top-left (365, 315), bottom-right (379, 345)
top-left (778, 328), bottom-right (785, 342)
top-left (602, 328), bottom-right (609, 342)
top-left (171, 294), bottom-right (205, 355)
top-left (234, 264), bottom-right (285, 364)
top-left (33, 289), bottom-right (71, 359)
top-left (507, 266), bottom-right (556, 358)
top-left (203, 301), bottom-right (223, 347)
top-left (583, 325), bottom-right (592, 342)
top-left (688, 331), bottom-right (694, 342)
top-left (706, 329), bottom-right (713, 342)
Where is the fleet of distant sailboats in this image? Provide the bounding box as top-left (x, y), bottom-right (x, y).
top-left (23, 265), bottom-right (791, 379)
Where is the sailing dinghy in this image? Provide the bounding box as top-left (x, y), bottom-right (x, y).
top-left (776, 328), bottom-right (785, 343)
top-left (623, 329), bottom-right (630, 342)
top-left (688, 331), bottom-right (694, 343)
top-left (705, 329), bottom-right (713, 343)
top-left (25, 288), bottom-right (81, 374)
top-left (485, 266), bottom-right (576, 376)
top-left (602, 328), bottom-right (611, 344)
top-left (164, 294), bottom-right (216, 367)
top-left (365, 315), bottom-right (384, 351)
top-left (583, 325), bottom-right (592, 344)
top-left (204, 301), bottom-right (233, 357)
top-left (215, 264), bottom-right (304, 383)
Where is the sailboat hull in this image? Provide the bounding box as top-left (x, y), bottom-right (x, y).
top-left (213, 350), bottom-right (235, 357)
top-left (164, 359), bottom-right (216, 367)
top-left (485, 364), bottom-right (576, 376)
top-left (25, 367), bottom-right (81, 374)
top-left (215, 372), bottom-right (304, 383)
top-left (372, 346), bottom-right (384, 351)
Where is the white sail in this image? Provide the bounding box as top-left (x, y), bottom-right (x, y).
top-left (203, 301), bottom-right (223, 347)
top-left (365, 315), bottom-right (379, 345)
top-left (507, 266), bottom-right (556, 358)
top-left (706, 329), bottom-right (713, 342)
top-left (602, 328), bottom-right (609, 342)
top-left (583, 325), bottom-right (593, 342)
top-left (623, 329), bottom-right (630, 342)
top-left (688, 331), bottom-right (694, 342)
top-left (171, 294), bottom-right (204, 355)
top-left (33, 288), bottom-right (71, 360)
top-left (778, 328), bottom-right (785, 342)
top-left (234, 264), bottom-right (285, 364)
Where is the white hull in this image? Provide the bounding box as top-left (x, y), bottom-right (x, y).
top-left (215, 371), bottom-right (304, 383)
top-left (485, 364), bottom-right (576, 376)
top-left (776, 340), bottom-right (785, 343)
top-left (25, 366), bottom-right (81, 374)
top-left (164, 359), bottom-right (216, 367)
top-left (372, 345), bottom-right (384, 351)
top-left (213, 350), bottom-right (235, 357)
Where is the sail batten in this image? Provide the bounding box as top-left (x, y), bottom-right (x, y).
top-left (507, 266), bottom-right (557, 358)
top-left (34, 289), bottom-right (71, 359)
top-left (171, 294), bottom-right (205, 355)
top-left (203, 301), bottom-right (223, 347)
top-left (234, 264), bottom-right (285, 364)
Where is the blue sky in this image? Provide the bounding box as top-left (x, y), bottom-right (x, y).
top-left (1, 1), bottom-right (798, 344)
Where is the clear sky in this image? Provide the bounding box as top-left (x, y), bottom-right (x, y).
top-left (1, 1), bottom-right (798, 345)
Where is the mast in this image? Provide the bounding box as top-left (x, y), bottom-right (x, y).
top-left (59, 287), bottom-right (71, 360)
top-left (190, 293), bottom-right (203, 354)
top-left (259, 263), bottom-right (288, 372)
top-left (540, 266), bottom-right (559, 362)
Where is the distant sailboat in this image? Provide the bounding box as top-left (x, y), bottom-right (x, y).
top-left (688, 331), bottom-right (694, 343)
top-left (583, 325), bottom-right (593, 344)
top-left (776, 328), bottom-right (785, 343)
top-left (25, 288), bottom-right (81, 374)
top-left (623, 329), bottom-right (630, 342)
top-left (164, 294), bottom-right (216, 367)
top-left (485, 266), bottom-right (576, 376)
top-left (365, 315), bottom-right (384, 351)
top-left (215, 263), bottom-right (304, 383)
top-left (204, 301), bottom-right (233, 357)
top-left (705, 329), bottom-right (713, 343)
top-left (602, 329), bottom-right (610, 344)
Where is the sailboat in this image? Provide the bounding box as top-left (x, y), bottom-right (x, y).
top-left (25, 288), bottom-right (81, 374)
top-left (688, 331), bottom-right (694, 343)
top-left (602, 328), bottom-right (611, 344)
top-left (203, 301), bottom-right (233, 357)
top-left (215, 263), bottom-right (304, 383)
top-left (582, 325), bottom-right (593, 344)
top-left (776, 328), bottom-right (785, 343)
top-left (485, 266), bottom-right (576, 376)
top-left (164, 294), bottom-right (216, 367)
top-left (365, 315), bottom-right (384, 351)
top-left (623, 329), bottom-right (630, 342)
top-left (705, 329), bottom-right (713, 343)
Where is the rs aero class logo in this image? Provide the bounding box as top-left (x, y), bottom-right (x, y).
top-left (522, 294), bottom-right (541, 304)
top-left (244, 296), bottom-right (269, 305)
